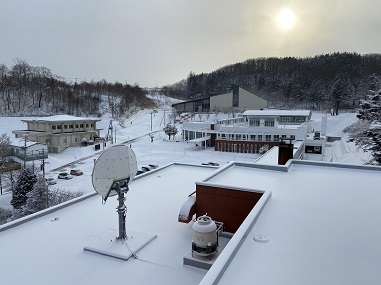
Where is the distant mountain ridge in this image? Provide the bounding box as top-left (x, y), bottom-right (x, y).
top-left (162, 52), bottom-right (381, 112)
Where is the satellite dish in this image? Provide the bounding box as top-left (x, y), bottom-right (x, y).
top-left (91, 144), bottom-right (138, 240)
top-left (92, 144), bottom-right (138, 200)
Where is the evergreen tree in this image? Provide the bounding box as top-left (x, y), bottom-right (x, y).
top-left (357, 89), bottom-right (381, 121)
top-left (330, 74), bottom-right (355, 115)
top-left (23, 174), bottom-right (48, 215)
top-left (348, 84), bottom-right (381, 165)
top-left (10, 168), bottom-right (37, 209)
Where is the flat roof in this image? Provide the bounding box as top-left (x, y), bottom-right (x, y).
top-left (0, 164), bottom-right (216, 285)
top-left (22, 115), bottom-right (101, 123)
top-left (199, 160), bottom-right (381, 284)
top-left (2, 160), bottom-right (381, 285)
top-left (243, 110), bottom-right (311, 117)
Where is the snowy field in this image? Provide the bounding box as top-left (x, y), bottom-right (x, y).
top-left (0, 109), bottom-right (371, 210)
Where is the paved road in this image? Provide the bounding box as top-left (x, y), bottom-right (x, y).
top-left (50, 130), bottom-right (161, 172)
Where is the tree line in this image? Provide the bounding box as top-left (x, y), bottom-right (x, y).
top-left (161, 52), bottom-right (381, 113)
top-left (0, 59), bottom-right (155, 118)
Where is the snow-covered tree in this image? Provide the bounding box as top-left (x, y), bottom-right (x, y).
top-left (348, 84), bottom-right (381, 165)
top-left (163, 123), bottom-right (178, 140)
top-left (0, 133), bottom-right (11, 162)
top-left (330, 74), bottom-right (355, 115)
top-left (10, 168), bottom-right (37, 209)
top-left (357, 89), bottom-right (381, 122)
top-left (23, 174), bottom-right (48, 215)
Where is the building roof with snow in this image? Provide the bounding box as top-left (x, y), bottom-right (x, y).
top-left (0, 160), bottom-right (380, 285)
top-left (242, 109), bottom-right (312, 118)
top-left (21, 115), bottom-right (101, 123)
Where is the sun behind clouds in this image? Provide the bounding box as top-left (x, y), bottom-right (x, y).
top-left (276, 7), bottom-right (297, 30)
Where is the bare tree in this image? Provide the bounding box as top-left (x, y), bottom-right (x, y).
top-left (0, 133), bottom-right (11, 163)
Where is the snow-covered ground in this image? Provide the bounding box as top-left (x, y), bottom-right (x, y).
top-left (0, 109), bottom-right (371, 210)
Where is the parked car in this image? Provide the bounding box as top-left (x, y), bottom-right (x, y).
top-left (148, 164), bottom-right (159, 169)
top-left (58, 173), bottom-right (73, 180)
top-left (45, 177), bottom-right (57, 185)
top-left (202, 162), bottom-right (219, 166)
top-left (70, 169), bottom-right (83, 176)
top-left (141, 166), bottom-right (151, 172)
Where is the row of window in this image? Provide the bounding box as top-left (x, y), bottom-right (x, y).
top-left (51, 123), bottom-right (93, 130)
top-left (217, 142), bottom-right (265, 153)
top-left (279, 116), bottom-right (306, 124)
top-left (217, 133), bottom-right (295, 142)
top-left (249, 119), bottom-right (275, 127)
top-left (44, 137), bottom-right (81, 145)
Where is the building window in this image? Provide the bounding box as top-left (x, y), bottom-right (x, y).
top-left (45, 139), bottom-right (50, 144)
top-left (69, 125), bottom-right (73, 128)
top-left (75, 138), bottom-right (79, 142)
top-left (221, 134), bottom-right (226, 140)
top-left (233, 93), bottom-right (239, 107)
top-left (75, 124), bottom-right (79, 128)
top-left (64, 125), bottom-right (68, 129)
top-left (52, 125), bottom-right (56, 130)
top-left (250, 135), bottom-right (256, 141)
top-left (265, 119), bottom-right (275, 127)
top-left (57, 125), bottom-right (62, 129)
top-left (265, 135), bottom-right (271, 141)
top-left (80, 124), bottom-right (84, 128)
top-left (280, 117), bottom-right (292, 123)
top-left (258, 135), bottom-right (262, 141)
top-left (91, 123), bottom-right (94, 127)
top-left (63, 138), bottom-right (67, 144)
top-left (86, 124), bottom-right (89, 128)
top-left (305, 145), bottom-right (322, 154)
top-left (249, 119), bottom-right (260, 127)
top-left (274, 135), bottom-right (280, 141)
top-left (236, 134), bottom-right (241, 140)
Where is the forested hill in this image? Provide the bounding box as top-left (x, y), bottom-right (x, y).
top-left (0, 59), bottom-right (155, 118)
top-left (162, 52), bottom-right (381, 112)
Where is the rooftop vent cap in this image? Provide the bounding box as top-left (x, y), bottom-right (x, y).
top-left (192, 215), bottom-right (217, 233)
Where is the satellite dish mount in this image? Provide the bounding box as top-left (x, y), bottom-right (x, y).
top-left (92, 145), bottom-right (138, 240)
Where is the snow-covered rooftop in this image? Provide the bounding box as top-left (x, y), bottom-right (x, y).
top-left (242, 109), bottom-right (312, 118)
top-left (0, 163), bottom-right (216, 285)
top-left (1, 160), bottom-right (380, 285)
top-left (200, 160), bottom-right (381, 284)
top-left (21, 115), bottom-right (101, 122)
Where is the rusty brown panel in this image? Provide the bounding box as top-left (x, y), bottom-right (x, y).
top-left (196, 185), bottom-right (262, 233)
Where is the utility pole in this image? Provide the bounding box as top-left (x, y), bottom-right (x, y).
top-left (150, 112), bottom-right (153, 131)
top-left (23, 135), bottom-right (27, 169)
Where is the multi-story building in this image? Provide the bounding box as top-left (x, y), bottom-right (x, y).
top-left (12, 115), bottom-right (102, 153)
top-left (182, 109), bottom-right (326, 160)
top-left (172, 84), bottom-right (268, 113)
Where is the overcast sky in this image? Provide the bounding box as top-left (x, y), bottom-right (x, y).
top-left (1, 0), bottom-right (380, 87)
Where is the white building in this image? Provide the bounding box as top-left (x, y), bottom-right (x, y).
top-left (12, 115), bottom-right (102, 153)
top-left (182, 109), bottom-right (326, 160)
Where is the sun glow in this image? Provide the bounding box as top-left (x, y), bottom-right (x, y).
top-left (276, 8), bottom-right (296, 30)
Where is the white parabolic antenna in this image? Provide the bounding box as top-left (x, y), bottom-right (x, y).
top-left (92, 144), bottom-right (138, 199)
top-left (91, 144), bottom-right (138, 240)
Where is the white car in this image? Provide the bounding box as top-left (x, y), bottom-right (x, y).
top-left (58, 173), bottom-right (73, 180)
top-left (45, 177), bottom-right (57, 185)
